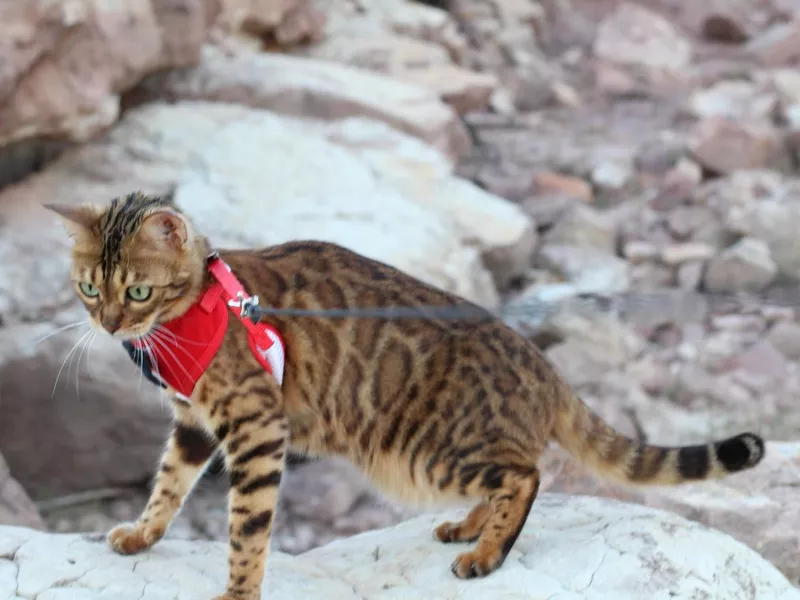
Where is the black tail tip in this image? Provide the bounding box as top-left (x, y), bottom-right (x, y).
top-left (716, 433), bottom-right (765, 472)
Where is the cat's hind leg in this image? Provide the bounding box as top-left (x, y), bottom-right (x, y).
top-left (434, 502), bottom-right (491, 543)
top-left (449, 465), bottom-right (540, 579)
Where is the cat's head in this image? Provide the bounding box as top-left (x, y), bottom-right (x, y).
top-left (45, 191), bottom-right (210, 340)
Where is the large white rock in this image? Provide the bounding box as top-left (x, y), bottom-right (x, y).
top-left (0, 101), bottom-right (533, 496)
top-left (0, 494), bottom-right (797, 599)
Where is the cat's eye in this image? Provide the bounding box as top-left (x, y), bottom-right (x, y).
top-left (79, 282), bottom-right (100, 297)
top-left (127, 285), bottom-right (152, 302)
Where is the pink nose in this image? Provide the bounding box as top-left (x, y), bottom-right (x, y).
top-left (101, 316), bottom-right (122, 334)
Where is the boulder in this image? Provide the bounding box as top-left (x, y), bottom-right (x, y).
top-left (542, 442), bottom-right (800, 586)
top-left (137, 46), bottom-right (472, 163)
top-left (0, 101), bottom-right (533, 495)
top-left (0, 0), bottom-right (217, 148)
top-left (689, 118), bottom-right (789, 174)
top-left (0, 453), bottom-right (43, 529)
top-left (704, 237), bottom-right (778, 292)
top-left (1, 494), bottom-right (798, 599)
top-left (594, 4), bottom-right (692, 72)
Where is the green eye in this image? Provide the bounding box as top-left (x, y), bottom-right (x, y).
top-left (79, 282), bottom-right (100, 297)
top-left (127, 285), bottom-right (152, 302)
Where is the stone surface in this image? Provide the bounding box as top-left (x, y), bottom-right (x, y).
top-left (767, 320), bottom-right (800, 360)
top-left (0, 101), bottom-right (532, 495)
top-left (217, 0), bottom-right (326, 46)
top-left (2, 494), bottom-right (799, 599)
top-left (689, 80), bottom-right (779, 121)
top-left (542, 442), bottom-right (800, 586)
top-left (746, 18), bottom-right (800, 66)
top-left (543, 205), bottom-right (616, 253)
top-left (594, 4), bottom-right (692, 72)
top-left (0, 454), bottom-right (42, 529)
top-left (537, 244), bottom-right (630, 295)
top-left (0, 0), bottom-right (217, 147)
top-left (138, 45), bottom-right (472, 162)
top-left (689, 117), bottom-right (789, 174)
top-left (704, 237), bottom-right (778, 292)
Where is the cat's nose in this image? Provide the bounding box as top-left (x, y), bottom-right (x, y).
top-left (101, 316), bottom-right (122, 334)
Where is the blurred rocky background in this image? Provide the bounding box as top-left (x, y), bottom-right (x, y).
top-left (1, 0), bottom-right (799, 589)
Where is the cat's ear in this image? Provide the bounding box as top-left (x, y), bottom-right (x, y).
top-left (42, 203), bottom-right (100, 238)
top-left (137, 209), bottom-right (190, 251)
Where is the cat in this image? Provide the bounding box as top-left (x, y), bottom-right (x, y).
top-left (45, 191), bottom-right (765, 600)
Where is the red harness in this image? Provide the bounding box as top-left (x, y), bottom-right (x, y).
top-left (126, 256), bottom-right (285, 401)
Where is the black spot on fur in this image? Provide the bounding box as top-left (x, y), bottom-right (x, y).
top-left (677, 445), bottom-right (710, 479)
top-left (175, 424), bottom-right (216, 465)
top-left (240, 510), bottom-right (273, 536)
top-left (716, 433), bottom-right (764, 471)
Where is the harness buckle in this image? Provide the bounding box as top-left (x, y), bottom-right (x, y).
top-left (228, 291), bottom-right (260, 320)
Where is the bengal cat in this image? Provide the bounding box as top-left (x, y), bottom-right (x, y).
top-left (45, 192), bottom-right (765, 600)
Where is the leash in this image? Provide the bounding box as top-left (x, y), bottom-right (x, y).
top-left (227, 287), bottom-right (795, 328)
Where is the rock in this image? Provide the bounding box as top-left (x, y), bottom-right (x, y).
top-left (623, 241), bottom-right (659, 263)
top-left (543, 205), bottom-right (616, 254)
top-left (0, 453), bottom-right (43, 529)
top-left (677, 261), bottom-right (705, 290)
top-left (537, 244), bottom-right (630, 295)
top-left (704, 237), bottom-right (778, 292)
top-left (218, 0), bottom-right (326, 46)
top-left (590, 160), bottom-right (632, 190)
top-left (715, 173), bottom-right (800, 281)
top-left (532, 170), bottom-right (593, 203)
top-left (689, 118), bottom-right (789, 174)
top-left (138, 45), bottom-right (472, 163)
top-left (767, 320), bottom-right (800, 360)
top-left (3, 494), bottom-right (799, 599)
top-left (541, 442), bottom-right (800, 586)
top-left (0, 102), bottom-right (534, 495)
top-left (769, 68), bottom-right (800, 106)
top-left (730, 339), bottom-right (790, 380)
top-left (685, 0), bottom-right (754, 43)
top-left (594, 4), bottom-right (692, 72)
top-left (395, 64), bottom-right (499, 115)
top-left (544, 313), bottom-right (644, 387)
top-left (0, 314), bottom-right (173, 498)
top-left (0, 0), bottom-right (217, 147)
top-left (280, 458), bottom-right (372, 523)
top-left (659, 242), bottom-right (716, 266)
top-left (651, 159), bottom-right (703, 211)
top-left (689, 80), bottom-right (778, 121)
top-left (747, 18), bottom-right (800, 66)
top-left (290, 30), bottom-right (497, 114)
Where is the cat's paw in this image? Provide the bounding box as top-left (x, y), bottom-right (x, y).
top-left (107, 522), bottom-right (164, 555)
top-left (450, 549), bottom-right (504, 579)
top-left (211, 594), bottom-right (258, 600)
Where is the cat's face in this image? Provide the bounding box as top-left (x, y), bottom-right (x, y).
top-left (45, 192), bottom-right (207, 340)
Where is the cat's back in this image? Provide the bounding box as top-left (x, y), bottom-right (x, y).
top-left (221, 240), bottom-right (474, 312)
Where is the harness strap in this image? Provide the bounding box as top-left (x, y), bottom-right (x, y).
top-left (207, 254), bottom-right (286, 385)
top-left (208, 256), bottom-right (274, 351)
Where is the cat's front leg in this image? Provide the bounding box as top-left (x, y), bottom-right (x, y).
top-left (108, 410), bottom-right (218, 554)
top-left (210, 393), bottom-right (288, 600)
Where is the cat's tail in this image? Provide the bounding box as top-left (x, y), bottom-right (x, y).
top-left (552, 389), bottom-right (765, 485)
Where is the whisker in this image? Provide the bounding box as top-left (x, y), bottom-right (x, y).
top-left (150, 330), bottom-right (205, 373)
top-left (74, 331), bottom-right (95, 401)
top-left (51, 330), bottom-right (94, 398)
top-left (154, 324), bottom-right (208, 347)
top-left (143, 337), bottom-right (171, 412)
top-left (34, 321), bottom-right (87, 346)
top-left (148, 332), bottom-right (198, 385)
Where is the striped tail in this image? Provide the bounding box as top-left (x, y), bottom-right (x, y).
top-left (553, 391), bottom-right (765, 485)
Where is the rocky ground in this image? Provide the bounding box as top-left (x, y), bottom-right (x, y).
top-left (2, 0), bottom-right (800, 589)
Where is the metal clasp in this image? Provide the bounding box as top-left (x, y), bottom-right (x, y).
top-left (228, 291), bottom-right (260, 319)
